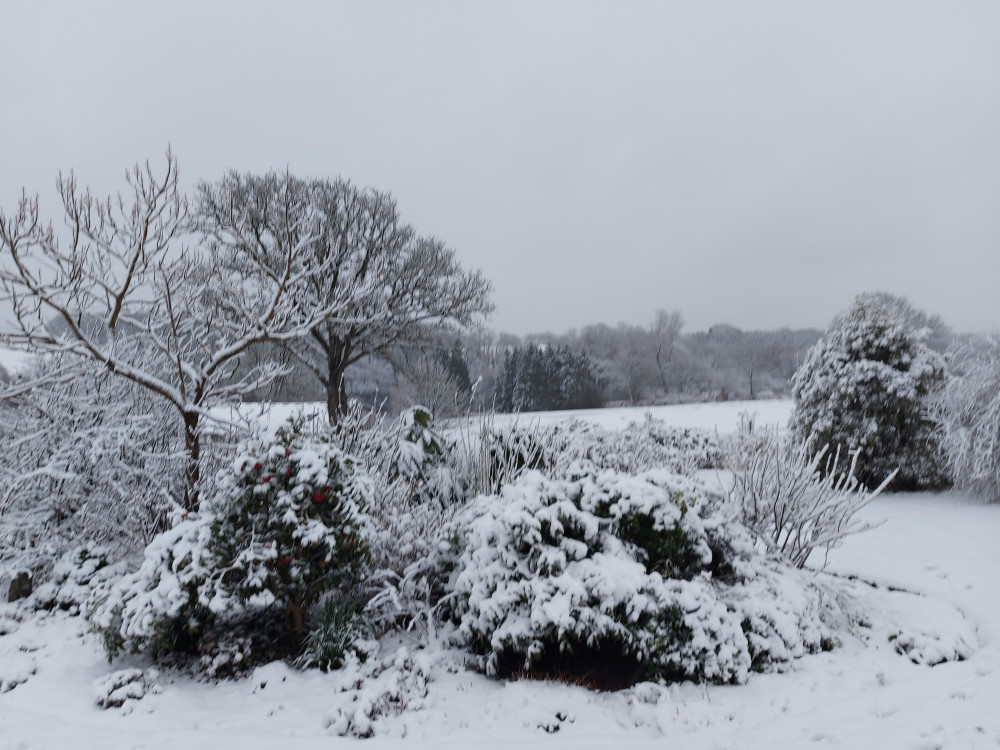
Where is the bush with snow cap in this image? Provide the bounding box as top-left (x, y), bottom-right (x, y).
top-left (91, 418), bottom-right (373, 670)
top-left (431, 464), bottom-right (833, 688)
top-left (790, 292), bottom-right (949, 491)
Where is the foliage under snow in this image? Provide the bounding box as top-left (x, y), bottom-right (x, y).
top-left (431, 465), bottom-right (835, 688)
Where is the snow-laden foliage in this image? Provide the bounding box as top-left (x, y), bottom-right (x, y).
top-left (431, 465), bottom-right (834, 688)
top-left (0, 356), bottom-right (183, 576)
top-left (90, 419), bottom-right (374, 673)
top-left (790, 293), bottom-right (949, 490)
top-left (208, 419), bottom-right (372, 634)
top-left (389, 406), bottom-right (458, 506)
top-left (724, 415), bottom-right (893, 568)
top-left (90, 513), bottom-right (219, 663)
top-left (933, 334), bottom-right (1000, 502)
top-left (366, 413), bottom-right (725, 641)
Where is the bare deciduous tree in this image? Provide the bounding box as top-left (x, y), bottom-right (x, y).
top-left (197, 174), bottom-right (494, 424)
top-left (0, 152), bottom-right (369, 510)
top-left (652, 308), bottom-right (684, 393)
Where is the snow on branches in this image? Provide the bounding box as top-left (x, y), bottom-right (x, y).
top-left (0, 152), bottom-right (381, 510)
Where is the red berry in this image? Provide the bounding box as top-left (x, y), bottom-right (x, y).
top-left (254, 462), bottom-right (262, 470)
top-left (262, 476), bottom-right (271, 483)
top-left (313, 491), bottom-right (324, 503)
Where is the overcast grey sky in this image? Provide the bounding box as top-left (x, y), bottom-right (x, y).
top-left (3, 1), bottom-right (998, 335)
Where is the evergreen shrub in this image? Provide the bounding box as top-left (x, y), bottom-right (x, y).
top-left (90, 419), bottom-right (374, 674)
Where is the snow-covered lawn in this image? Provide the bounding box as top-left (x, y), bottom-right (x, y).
top-left (1, 401), bottom-right (997, 749)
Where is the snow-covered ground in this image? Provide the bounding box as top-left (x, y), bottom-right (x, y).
top-left (2, 401), bottom-right (997, 749)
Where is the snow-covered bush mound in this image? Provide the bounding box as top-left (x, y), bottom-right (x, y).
top-left (93, 668), bottom-right (160, 709)
top-left (324, 646), bottom-right (431, 738)
top-left (432, 464), bottom-right (835, 689)
top-left (90, 419), bottom-right (374, 675)
top-left (30, 544), bottom-right (127, 614)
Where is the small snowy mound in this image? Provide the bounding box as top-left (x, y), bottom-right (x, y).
top-left (325, 646), bottom-right (431, 738)
top-left (433, 465), bottom-right (835, 689)
top-left (883, 590), bottom-right (977, 666)
top-left (0, 607), bottom-right (38, 693)
top-left (0, 651), bottom-right (36, 693)
top-left (93, 668), bottom-right (160, 708)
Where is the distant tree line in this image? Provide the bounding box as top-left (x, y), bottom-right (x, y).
top-left (494, 344), bottom-right (603, 412)
top-left (252, 309), bottom-right (829, 414)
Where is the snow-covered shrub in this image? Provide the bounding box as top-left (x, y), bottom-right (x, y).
top-left (90, 514), bottom-right (216, 662)
top-left (91, 418), bottom-right (374, 673)
top-left (724, 416), bottom-right (893, 568)
top-left (208, 418), bottom-right (372, 643)
top-left (431, 465), bottom-right (833, 688)
top-left (790, 292), bottom-right (949, 490)
top-left (933, 334), bottom-right (1000, 502)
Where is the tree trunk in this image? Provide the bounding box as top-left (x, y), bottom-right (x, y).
top-left (182, 410), bottom-right (201, 512)
top-left (288, 599), bottom-right (305, 650)
top-left (655, 342), bottom-right (669, 392)
top-left (326, 372), bottom-right (349, 426)
top-left (325, 340), bottom-right (351, 426)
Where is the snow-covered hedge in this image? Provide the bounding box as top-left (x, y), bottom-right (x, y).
top-left (544, 415), bottom-right (722, 476)
top-left (790, 293), bottom-right (949, 491)
top-left (431, 464), bottom-right (834, 688)
top-left (90, 419), bottom-right (374, 673)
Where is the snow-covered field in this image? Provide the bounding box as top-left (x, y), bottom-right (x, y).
top-left (2, 400), bottom-right (998, 749)
top-left (241, 397), bottom-right (795, 436)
